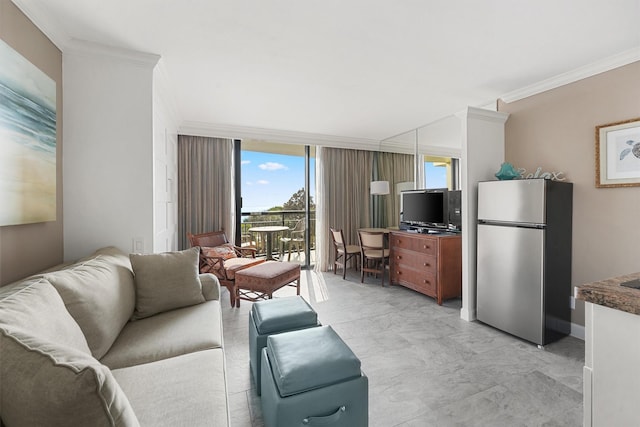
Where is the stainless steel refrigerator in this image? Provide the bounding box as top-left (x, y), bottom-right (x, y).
top-left (476, 179), bottom-right (573, 346)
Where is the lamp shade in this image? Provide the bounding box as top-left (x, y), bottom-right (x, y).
top-left (370, 180), bottom-right (390, 195)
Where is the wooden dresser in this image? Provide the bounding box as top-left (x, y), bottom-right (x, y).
top-left (389, 230), bottom-right (462, 305)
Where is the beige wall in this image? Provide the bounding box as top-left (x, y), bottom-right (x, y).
top-left (0, 0), bottom-right (63, 285)
top-left (498, 61), bottom-right (640, 327)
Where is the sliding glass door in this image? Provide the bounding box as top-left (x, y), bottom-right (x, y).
top-left (236, 140), bottom-right (315, 268)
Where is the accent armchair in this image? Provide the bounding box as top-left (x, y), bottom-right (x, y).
top-left (187, 230), bottom-right (264, 307)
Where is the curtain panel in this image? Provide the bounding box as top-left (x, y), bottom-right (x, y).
top-left (177, 135), bottom-right (234, 249)
top-left (376, 152), bottom-right (414, 228)
top-left (316, 147), bottom-right (373, 272)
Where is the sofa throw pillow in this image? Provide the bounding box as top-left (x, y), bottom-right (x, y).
top-left (130, 247), bottom-right (205, 319)
top-left (0, 277), bottom-right (91, 355)
top-left (0, 328), bottom-right (140, 427)
top-left (203, 243), bottom-right (237, 260)
top-left (45, 254), bottom-right (136, 359)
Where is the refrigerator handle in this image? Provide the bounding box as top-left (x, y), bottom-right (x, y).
top-left (478, 219), bottom-right (545, 229)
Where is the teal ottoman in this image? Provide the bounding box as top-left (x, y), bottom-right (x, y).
top-left (249, 296), bottom-right (319, 395)
top-left (261, 326), bottom-right (368, 427)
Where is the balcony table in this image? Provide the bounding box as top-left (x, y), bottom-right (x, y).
top-left (248, 226), bottom-right (290, 260)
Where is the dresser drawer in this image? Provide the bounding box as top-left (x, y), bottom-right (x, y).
top-left (390, 234), bottom-right (437, 256)
top-left (393, 250), bottom-right (436, 274)
top-left (392, 266), bottom-right (436, 296)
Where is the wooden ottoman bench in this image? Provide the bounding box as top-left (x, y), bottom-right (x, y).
top-left (233, 261), bottom-right (301, 307)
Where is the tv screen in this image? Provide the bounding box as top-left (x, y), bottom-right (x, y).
top-left (401, 189), bottom-right (448, 227)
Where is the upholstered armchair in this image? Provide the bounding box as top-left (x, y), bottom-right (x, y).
top-left (187, 231), bottom-right (264, 306)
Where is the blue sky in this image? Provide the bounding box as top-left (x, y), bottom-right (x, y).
top-left (241, 151), bottom-right (315, 212)
top-left (425, 162), bottom-right (447, 189)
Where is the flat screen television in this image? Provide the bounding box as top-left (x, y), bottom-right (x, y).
top-left (400, 188), bottom-right (449, 229)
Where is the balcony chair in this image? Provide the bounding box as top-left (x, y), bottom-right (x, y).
top-left (329, 228), bottom-right (361, 280)
top-left (357, 229), bottom-right (390, 286)
top-left (187, 230), bottom-right (264, 306)
top-left (279, 219), bottom-right (305, 261)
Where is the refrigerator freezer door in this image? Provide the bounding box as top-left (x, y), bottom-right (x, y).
top-left (478, 180), bottom-right (546, 225)
top-left (477, 223), bottom-right (545, 345)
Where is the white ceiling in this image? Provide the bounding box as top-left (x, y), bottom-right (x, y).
top-left (13, 0), bottom-right (640, 142)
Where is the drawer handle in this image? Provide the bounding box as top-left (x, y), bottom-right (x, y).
top-left (397, 255), bottom-right (402, 260)
top-left (423, 262), bottom-right (430, 267)
top-left (423, 245), bottom-right (430, 249)
top-left (397, 271), bottom-right (402, 275)
top-left (423, 279), bottom-right (430, 284)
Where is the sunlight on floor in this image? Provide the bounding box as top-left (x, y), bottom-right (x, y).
top-left (302, 270), bottom-right (329, 303)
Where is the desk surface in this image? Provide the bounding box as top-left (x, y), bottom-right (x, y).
top-left (358, 228), bottom-right (391, 233)
top-left (248, 226), bottom-right (289, 233)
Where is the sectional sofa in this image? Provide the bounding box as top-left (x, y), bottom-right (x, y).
top-left (0, 246), bottom-right (229, 426)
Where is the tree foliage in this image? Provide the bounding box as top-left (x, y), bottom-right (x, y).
top-left (242, 188), bottom-right (315, 229)
top-left (283, 188), bottom-right (315, 211)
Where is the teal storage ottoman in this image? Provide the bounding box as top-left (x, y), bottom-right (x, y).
top-left (249, 296), bottom-right (318, 395)
top-left (261, 326), bottom-right (368, 427)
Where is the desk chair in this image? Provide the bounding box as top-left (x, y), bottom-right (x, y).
top-left (358, 229), bottom-right (389, 286)
top-left (330, 228), bottom-right (361, 280)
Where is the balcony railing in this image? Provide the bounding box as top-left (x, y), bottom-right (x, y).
top-left (240, 210), bottom-right (316, 261)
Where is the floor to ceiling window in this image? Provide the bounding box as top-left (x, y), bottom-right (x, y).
top-left (238, 140), bottom-right (316, 268)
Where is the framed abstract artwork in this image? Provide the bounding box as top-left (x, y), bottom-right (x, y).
top-left (0, 39), bottom-right (57, 225)
top-left (595, 117), bottom-right (640, 188)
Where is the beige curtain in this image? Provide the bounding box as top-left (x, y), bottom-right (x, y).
top-left (316, 146), bottom-right (373, 272)
top-left (376, 152), bottom-right (414, 227)
top-left (178, 135), bottom-right (234, 249)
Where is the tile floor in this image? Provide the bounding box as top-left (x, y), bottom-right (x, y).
top-left (222, 268), bottom-right (584, 427)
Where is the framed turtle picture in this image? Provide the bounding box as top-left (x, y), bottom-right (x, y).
top-left (596, 117), bottom-right (640, 188)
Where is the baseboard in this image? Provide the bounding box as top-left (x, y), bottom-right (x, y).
top-left (570, 322), bottom-right (585, 340)
top-left (460, 307), bottom-right (476, 322)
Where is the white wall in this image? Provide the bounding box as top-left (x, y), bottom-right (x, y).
top-left (459, 107), bottom-right (508, 321)
top-left (153, 61), bottom-right (180, 252)
top-left (63, 41), bottom-right (159, 260)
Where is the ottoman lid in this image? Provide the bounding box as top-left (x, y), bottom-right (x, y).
top-left (252, 296), bottom-right (317, 334)
top-left (266, 326), bottom-right (361, 397)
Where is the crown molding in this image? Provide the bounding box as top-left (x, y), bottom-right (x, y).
top-left (179, 121), bottom-right (381, 151)
top-left (500, 47), bottom-right (640, 103)
top-left (456, 106), bottom-right (509, 124)
top-left (65, 39), bottom-right (160, 68)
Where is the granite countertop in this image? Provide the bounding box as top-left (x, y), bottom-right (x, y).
top-left (576, 272), bottom-right (640, 315)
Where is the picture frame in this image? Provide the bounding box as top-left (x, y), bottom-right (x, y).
top-left (0, 39), bottom-right (57, 226)
top-left (595, 117), bottom-right (640, 188)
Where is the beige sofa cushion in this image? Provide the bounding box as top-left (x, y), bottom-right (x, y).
top-left (100, 300), bottom-right (223, 369)
top-left (0, 277), bottom-right (90, 354)
top-left (0, 329), bottom-right (139, 427)
top-left (45, 253), bottom-right (136, 359)
top-left (112, 349), bottom-right (228, 427)
top-left (130, 247), bottom-right (205, 319)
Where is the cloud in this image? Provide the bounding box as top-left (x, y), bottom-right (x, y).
top-left (259, 162), bottom-right (287, 171)
top-left (257, 180), bottom-right (269, 185)
top-left (241, 160), bottom-right (251, 165)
